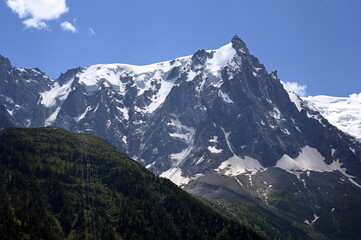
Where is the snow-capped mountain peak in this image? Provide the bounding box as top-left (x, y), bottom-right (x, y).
top-left (2, 37), bottom-right (361, 239)
top-left (2, 37), bottom-right (360, 183)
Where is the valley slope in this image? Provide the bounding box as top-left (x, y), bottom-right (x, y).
top-left (0, 127), bottom-right (262, 240)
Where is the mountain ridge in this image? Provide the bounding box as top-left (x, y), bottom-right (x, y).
top-left (1, 37), bottom-right (360, 184)
top-left (1, 36), bottom-right (361, 239)
top-left (1, 36), bottom-right (358, 182)
top-left (303, 94), bottom-right (361, 142)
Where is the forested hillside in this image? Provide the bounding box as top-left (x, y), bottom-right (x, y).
top-left (0, 127), bottom-right (263, 240)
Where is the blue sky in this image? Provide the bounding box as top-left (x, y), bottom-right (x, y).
top-left (0, 0), bottom-right (360, 97)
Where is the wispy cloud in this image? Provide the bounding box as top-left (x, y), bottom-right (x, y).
top-left (88, 27), bottom-right (96, 36)
top-left (6, 0), bottom-right (68, 29)
top-left (61, 21), bottom-right (77, 33)
top-left (281, 81), bottom-right (307, 97)
top-left (22, 18), bottom-right (48, 30)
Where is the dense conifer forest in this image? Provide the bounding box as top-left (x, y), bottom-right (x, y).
top-left (0, 127), bottom-right (263, 240)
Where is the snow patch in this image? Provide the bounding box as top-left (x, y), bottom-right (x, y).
top-left (247, 174), bottom-right (253, 186)
top-left (281, 128), bottom-right (291, 135)
top-left (276, 146), bottom-right (333, 172)
top-left (76, 106), bottom-right (92, 122)
top-left (186, 70), bottom-right (198, 82)
top-left (331, 148), bottom-right (336, 156)
top-left (195, 156), bottom-right (206, 165)
top-left (40, 79), bottom-right (74, 108)
top-left (78, 65), bottom-right (125, 92)
top-left (304, 94), bottom-right (361, 141)
top-left (217, 128), bottom-right (264, 176)
top-left (306, 111), bottom-right (326, 127)
top-left (206, 42), bottom-right (236, 77)
top-left (209, 136), bottom-right (218, 143)
top-left (167, 118), bottom-right (195, 170)
top-left (160, 167), bottom-right (190, 186)
top-left (170, 147), bottom-right (192, 162)
top-left (216, 155), bottom-right (263, 176)
top-left (304, 214), bottom-right (319, 226)
top-left (276, 146), bottom-right (360, 188)
top-left (270, 107), bottom-right (281, 120)
top-left (144, 80), bottom-right (174, 113)
top-left (287, 91), bottom-right (303, 112)
top-left (312, 214), bottom-right (320, 224)
top-left (304, 220), bottom-right (310, 226)
top-left (6, 108), bottom-right (14, 116)
top-left (168, 118), bottom-right (195, 143)
top-left (77, 57), bottom-right (190, 114)
top-left (117, 106), bottom-right (129, 120)
top-left (218, 90), bottom-right (234, 104)
top-left (349, 178), bottom-right (361, 189)
top-left (234, 177), bottom-right (243, 187)
top-left (146, 162), bottom-right (155, 169)
top-left (208, 146), bottom-right (222, 154)
top-left (45, 106), bottom-right (61, 126)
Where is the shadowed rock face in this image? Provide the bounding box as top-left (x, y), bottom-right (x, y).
top-left (0, 37), bottom-right (360, 180)
top-left (1, 36), bottom-right (361, 239)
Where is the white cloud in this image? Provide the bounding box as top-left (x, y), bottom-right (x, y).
top-left (61, 21), bottom-right (77, 33)
top-left (88, 27), bottom-right (96, 36)
top-left (23, 18), bottom-right (48, 30)
top-left (6, 0), bottom-right (68, 29)
top-left (281, 81), bottom-right (307, 97)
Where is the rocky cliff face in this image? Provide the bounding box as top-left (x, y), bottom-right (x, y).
top-left (1, 36), bottom-right (361, 239)
top-left (0, 55), bottom-right (54, 128)
top-left (1, 37), bottom-right (361, 183)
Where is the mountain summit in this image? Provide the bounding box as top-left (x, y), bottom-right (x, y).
top-left (1, 36), bottom-right (360, 184)
top-left (1, 37), bottom-right (361, 239)
top-left (231, 35), bottom-right (248, 51)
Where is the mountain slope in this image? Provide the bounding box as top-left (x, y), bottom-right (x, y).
top-left (1, 36), bottom-right (361, 239)
top-left (304, 94), bottom-right (361, 141)
top-left (0, 127), bottom-right (263, 240)
top-left (2, 37), bottom-right (360, 184)
top-left (186, 167), bottom-right (361, 240)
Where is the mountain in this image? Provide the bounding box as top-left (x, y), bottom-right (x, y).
top-left (0, 55), bottom-right (54, 128)
top-left (304, 94), bottom-right (361, 142)
top-left (2, 38), bottom-right (360, 181)
top-left (1, 36), bottom-right (361, 239)
top-left (0, 127), bottom-right (263, 240)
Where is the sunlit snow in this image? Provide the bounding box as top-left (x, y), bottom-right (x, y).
top-left (207, 146), bottom-right (222, 154)
top-left (40, 79), bottom-right (74, 108)
top-left (216, 155), bottom-right (263, 176)
top-left (206, 42), bottom-right (236, 77)
top-left (287, 91), bottom-right (303, 112)
top-left (45, 106), bottom-right (61, 126)
top-left (160, 167), bottom-right (190, 186)
top-left (304, 94), bottom-right (361, 141)
top-left (216, 128), bottom-right (263, 175)
top-left (276, 146), bottom-right (361, 188)
top-left (218, 90), bottom-right (234, 104)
